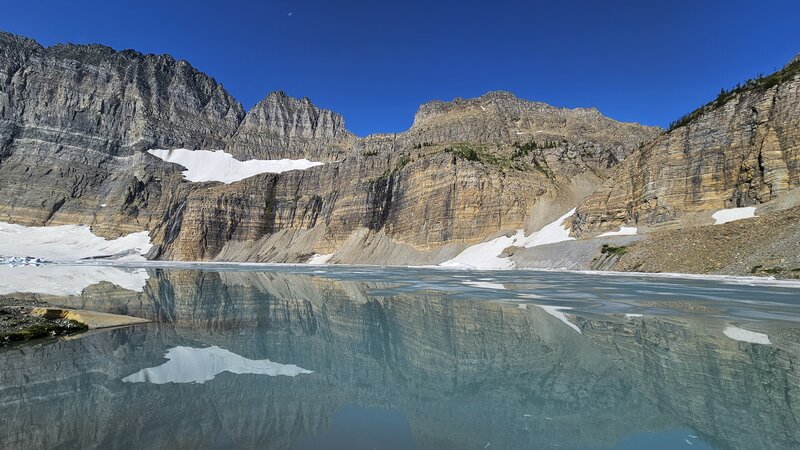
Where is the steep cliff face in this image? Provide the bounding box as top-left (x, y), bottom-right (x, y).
top-left (572, 58), bottom-right (800, 235)
top-left (0, 31), bottom-right (659, 263)
top-left (0, 32), bottom-right (244, 155)
top-left (0, 30), bottom-right (245, 234)
top-left (166, 92), bottom-right (658, 262)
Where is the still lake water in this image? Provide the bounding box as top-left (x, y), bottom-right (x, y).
top-left (1, 264), bottom-right (800, 450)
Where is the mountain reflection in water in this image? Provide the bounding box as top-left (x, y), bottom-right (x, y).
top-left (0, 265), bottom-right (798, 450)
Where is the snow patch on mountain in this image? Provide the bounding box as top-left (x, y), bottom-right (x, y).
top-left (148, 148), bottom-right (324, 184)
top-left (712, 207), bottom-right (757, 225)
top-left (440, 208), bottom-right (575, 269)
top-left (598, 226), bottom-right (638, 237)
top-left (723, 325), bottom-right (771, 345)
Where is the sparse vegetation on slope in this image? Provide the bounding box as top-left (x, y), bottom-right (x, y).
top-left (444, 144), bottom-right (500, 164)
top-left (668, 57), bottom-right (800, 131)
top-left (600, 244), bottom-right (629, 256)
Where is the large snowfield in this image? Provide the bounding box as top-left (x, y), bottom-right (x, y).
top-left (0, 222), bottom-right (152, 261)
top-left (440, 208), bottom-right (576, 269)
top-left (148, 148), bottom-right (325, 184)
top-left (0, 221), bottom-right (152, 295)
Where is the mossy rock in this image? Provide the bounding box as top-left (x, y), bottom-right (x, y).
top-left (600, 244), bottom-right (628, 256)
top-left (1, 308), bottom-right (87, 345)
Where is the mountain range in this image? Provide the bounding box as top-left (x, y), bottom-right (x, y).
top-left (0, 31), bottom-right (797, 277)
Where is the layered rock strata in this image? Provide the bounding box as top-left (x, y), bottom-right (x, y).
top-left (572, 57), bottom-right (800, 235)
top-left (0, 31), bottom-right (659, 263)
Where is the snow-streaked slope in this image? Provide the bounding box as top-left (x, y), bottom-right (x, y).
top-left (0, 265), bottom-right (149, 296)
top-left (0, 222), bottom-right (151, 261)
top-left (519, 208), bottom-right (576, 248)
top-left (439, 231), bottom-right (521, 269)
top-left (597, 226), bottom-right (638, 237)
top-left (306, 253), bottom-right (334, 264)
top-left (712, 207), bottom-right (757, 225)
top-left (148, 148), bottom-right (324, 184)
top-left (122, 346), bottom-right (313, 384)
top-left (537, 305), bottom-right (582, 334)
top-left (723, 325), bottom-right (771, 345)
top-left (440, 208), bottom-right (576, 269)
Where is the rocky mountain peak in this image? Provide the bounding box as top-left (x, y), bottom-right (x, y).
top-left (44, 42), bottom-right (122, 62)
top-left (480, 90), bottom-right (518, 100)
top-left (0, 30), bottom-right (245, 154)
top-left (227, 91), bottom-right (355, 159)
top-left (242, 91), bottom-right (350, 137)
top-left (407, 90), bottom-right (659, 153)
top-left (411, 90), bottom-right (611, 131)
top-left (255, 91), bottom-right (330, 117)
top-left (412, 90), bottom-right (533, 126)
top-left (0, 31), bottom-right (43, 53)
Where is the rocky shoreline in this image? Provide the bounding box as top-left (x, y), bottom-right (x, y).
top-left (0, 297), bottom-right (150, 347)
top-left (0, 298), bottom-right (87, 345)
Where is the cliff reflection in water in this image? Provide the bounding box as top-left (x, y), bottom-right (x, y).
top-left (0, 267), bottom-right (799, 449)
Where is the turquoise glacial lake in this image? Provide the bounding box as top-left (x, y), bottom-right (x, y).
top-left (1, 264), bottom-right (799, 449)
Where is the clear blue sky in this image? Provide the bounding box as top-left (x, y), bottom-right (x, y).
top-left (2, 0), bottom-right (799, 136)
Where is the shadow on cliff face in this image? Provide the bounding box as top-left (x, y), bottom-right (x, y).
top-left (366, 173), bottom-right (395, 231)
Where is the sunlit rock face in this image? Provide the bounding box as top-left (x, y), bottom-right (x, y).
top-left (1, 269), bottom-right (799, 449)
top-left (572, 58), bottom-right (800, 236)
top-left (0, 31), bottom-right (658, 264)
top-left (0, 34), bottom-right (244, 157)
top-left (0, 31), bottom-right (245, 238)
top-left (226, 91), bottom-right (356, 161)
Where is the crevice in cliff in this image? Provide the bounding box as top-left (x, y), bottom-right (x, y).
top-left (163, 200), bottom-right (187, 246)
top-left (43, 197), bottom-right (67, 224)
top-left (0, 124), bottom-right (18, 164)
top-left (366, 173), bottom-right (395, 231)
top-left (304, 195), bottom-right (324, 229)
top-left (263, 177), bottom-right (280, 234)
